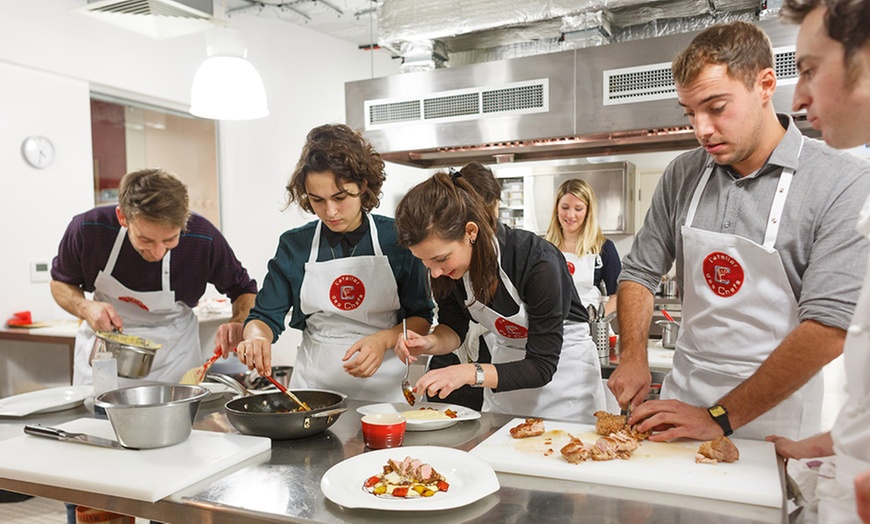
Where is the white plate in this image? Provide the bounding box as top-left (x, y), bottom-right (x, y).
top-left (0, 386), bottom-right (91, 417)
top-left (320, 446), bottom-right (499, 510)
top-left (356, 402), bottom-right (481, 431)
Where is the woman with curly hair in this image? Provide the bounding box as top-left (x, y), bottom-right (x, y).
top-left (236, 124), bottom-right (433, 402)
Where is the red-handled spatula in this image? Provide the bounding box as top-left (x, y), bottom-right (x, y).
top-left (179, 347), bottom-right (223, 385)
top-left (265, 375), bottom-right (312, 411)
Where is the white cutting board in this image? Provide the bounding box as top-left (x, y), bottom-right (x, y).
top-left (470, 417), bottom-right (782, 508)
top-left (0, 418), bottom-right (271, 502)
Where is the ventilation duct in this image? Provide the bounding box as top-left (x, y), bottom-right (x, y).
top-left (377, 0), bottom-right (764, 69)
top-left (74, 0), bottom-right (217, 39)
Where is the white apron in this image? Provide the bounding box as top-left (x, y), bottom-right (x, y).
top-left (73, 227), bottom-right (200, 385)
top-left (816, 203), bottom-right (870, 522)
top-left (663, 146), bottom-right (823, 440)
top-left (563, 251), bottom-right (602, 307)
top-left (470, 243), bottom-right (605, 422)
top-left (294, 213), bottom-right (404, 402)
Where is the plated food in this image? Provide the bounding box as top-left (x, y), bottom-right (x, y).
top-left (320, 446), bottom-right (500, 511)
top-left (356, 402), bottom-right (480, 431)
top-left (401, 407), bottom-right (458, 421)
top-left (363, 456), bottom-right (449, 498)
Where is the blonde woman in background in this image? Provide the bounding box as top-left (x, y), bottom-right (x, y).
top-left (546, 178), bottom-right (621, 316)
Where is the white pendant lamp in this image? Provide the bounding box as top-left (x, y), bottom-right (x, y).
top-left (190, 27), bottom-right (269, 120)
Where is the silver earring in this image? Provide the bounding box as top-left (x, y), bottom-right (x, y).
top-left (470, 237), bottom-right (476, 245)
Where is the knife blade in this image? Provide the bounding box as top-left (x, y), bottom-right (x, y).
top-left (24, 424), bottom-right (123, 449)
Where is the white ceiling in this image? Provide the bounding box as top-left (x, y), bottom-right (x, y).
top-left (225, 0), bottom-right (380, 48)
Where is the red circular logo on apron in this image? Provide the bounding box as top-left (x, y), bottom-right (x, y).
top-left (118, 296), bottom-right (149, 311)
top-left (329, 275), bottom-right (366, 310)
top-left (702, 252), bottom-right (744, 297)
top-left (494, 317), bottom-right (528, 339)
top-left (566, 261), bottom-right (575, 275)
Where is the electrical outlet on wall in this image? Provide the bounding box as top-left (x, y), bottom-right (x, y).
top-left (30, 261), bottom-right (50, 283)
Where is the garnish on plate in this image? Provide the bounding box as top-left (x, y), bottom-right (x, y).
top-left (363, 456), bottom-right (449, 498)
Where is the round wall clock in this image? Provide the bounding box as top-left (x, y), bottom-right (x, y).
top-left (21, 135), bottom-right (55, 169)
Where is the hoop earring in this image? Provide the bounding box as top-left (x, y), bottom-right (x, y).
top-left (470, 237), bottom-right (476, 245)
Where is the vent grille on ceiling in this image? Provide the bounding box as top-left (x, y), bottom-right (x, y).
top-left (365, 79), bottom-right (549, 129)
top-left (603, 46), bottom-right (798, 105)
top-left (75, 0), bottom-right (216, 39)
top-left (87, 0), bottom-right (208, 17)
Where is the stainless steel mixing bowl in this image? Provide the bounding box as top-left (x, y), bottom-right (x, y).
top-left (95, 384), bottom-right (208, 449)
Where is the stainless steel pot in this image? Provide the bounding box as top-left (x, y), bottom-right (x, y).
top-left (656, 320), bottom-right (679, 349)
top-left (224, 389), bottom-right (347, 440)
top-left (90, 331), bottom-right (162, 378)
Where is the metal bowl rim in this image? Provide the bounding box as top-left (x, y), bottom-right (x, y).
top-left (95, 384), bottom-right (209, 408)
top-left (95, 331), bottom-right (162, 351)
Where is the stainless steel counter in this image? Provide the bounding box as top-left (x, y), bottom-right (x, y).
top-left (0, 397), bottom-right (787, 524)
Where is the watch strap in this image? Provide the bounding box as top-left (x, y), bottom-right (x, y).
top-left (707, 404), bottom-right (733, 436)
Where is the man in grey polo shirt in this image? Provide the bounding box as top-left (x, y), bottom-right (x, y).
top-left (609, 20), bottom-right (870, 442)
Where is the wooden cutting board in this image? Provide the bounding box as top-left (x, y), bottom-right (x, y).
top-left (0, 418), bottom-right (271, 502)
top-left (470, 417), bottom-right (782, 508)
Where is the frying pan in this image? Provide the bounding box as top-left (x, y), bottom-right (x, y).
top-left (224, 389), bottom-right (347, 440)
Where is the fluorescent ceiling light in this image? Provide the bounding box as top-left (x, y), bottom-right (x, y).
top-left (190, 27), bottom-right (269, 121)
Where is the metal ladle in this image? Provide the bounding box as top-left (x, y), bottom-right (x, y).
top-left (401, 319), bottom-right (416, 406)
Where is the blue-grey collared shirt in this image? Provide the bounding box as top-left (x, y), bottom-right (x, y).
top-left (620, 114), bottom-right (870, 330)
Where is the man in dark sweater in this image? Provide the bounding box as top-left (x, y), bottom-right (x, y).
top-left (50, 168), bottom-right (257, 384)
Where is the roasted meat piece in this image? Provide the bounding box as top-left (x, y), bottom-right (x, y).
top-left (385, 456), bottom-right (442, 482)
top-left (594, 410), bottom-right (626, 435)
top-left (594, 410), bottom-right (651, 441)
top-left (510, 418), bottom-right (545, 439)
top-left (590, 430), bottom-right (640, 461)
top-left (627, 425), bottom-right (652, 441)
top-left (560, 437), bottom-right (589, 464)
top-left (695, 436), bottom-right (740, 464)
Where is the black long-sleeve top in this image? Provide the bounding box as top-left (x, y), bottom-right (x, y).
top-left (436, 224), bottom-right (588, 392)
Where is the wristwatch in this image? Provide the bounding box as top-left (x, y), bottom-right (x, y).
top-left (707, 404), bottom-right (733, 436)
top-left (472, 363), bottom-right (485, 388)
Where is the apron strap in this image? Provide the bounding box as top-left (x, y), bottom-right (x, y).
top-left (687, 138), bottom-right (803, 247)
top-left (462, 238), bottom-right (523, 308)
top-left (366, 213), bottom-right (384, 257)
top-left (685, 161), bottom-right (716, 227)
top-left (308, 221), bottom-right (323, 264)
top-left (105, 226), bottom-right (127, 276)
top-left (161, 250), bottom-right (171, 291)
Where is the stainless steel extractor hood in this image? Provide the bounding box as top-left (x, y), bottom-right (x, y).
top-left (346, 19), bottom-right (813, 168)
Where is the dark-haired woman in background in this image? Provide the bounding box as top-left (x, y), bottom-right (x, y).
top-left (394, 171), bottom-right (605, 421)
top-left (236, 124), bottom-right (433, 402)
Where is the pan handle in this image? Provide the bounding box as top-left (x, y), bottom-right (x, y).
top-left (206, 373), bottom-right (251, 397)
top-left (309, 407), bottom-right (347, 418)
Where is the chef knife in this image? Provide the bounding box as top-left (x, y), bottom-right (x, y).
top-left (24, 424), bottom-right (124, 450)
